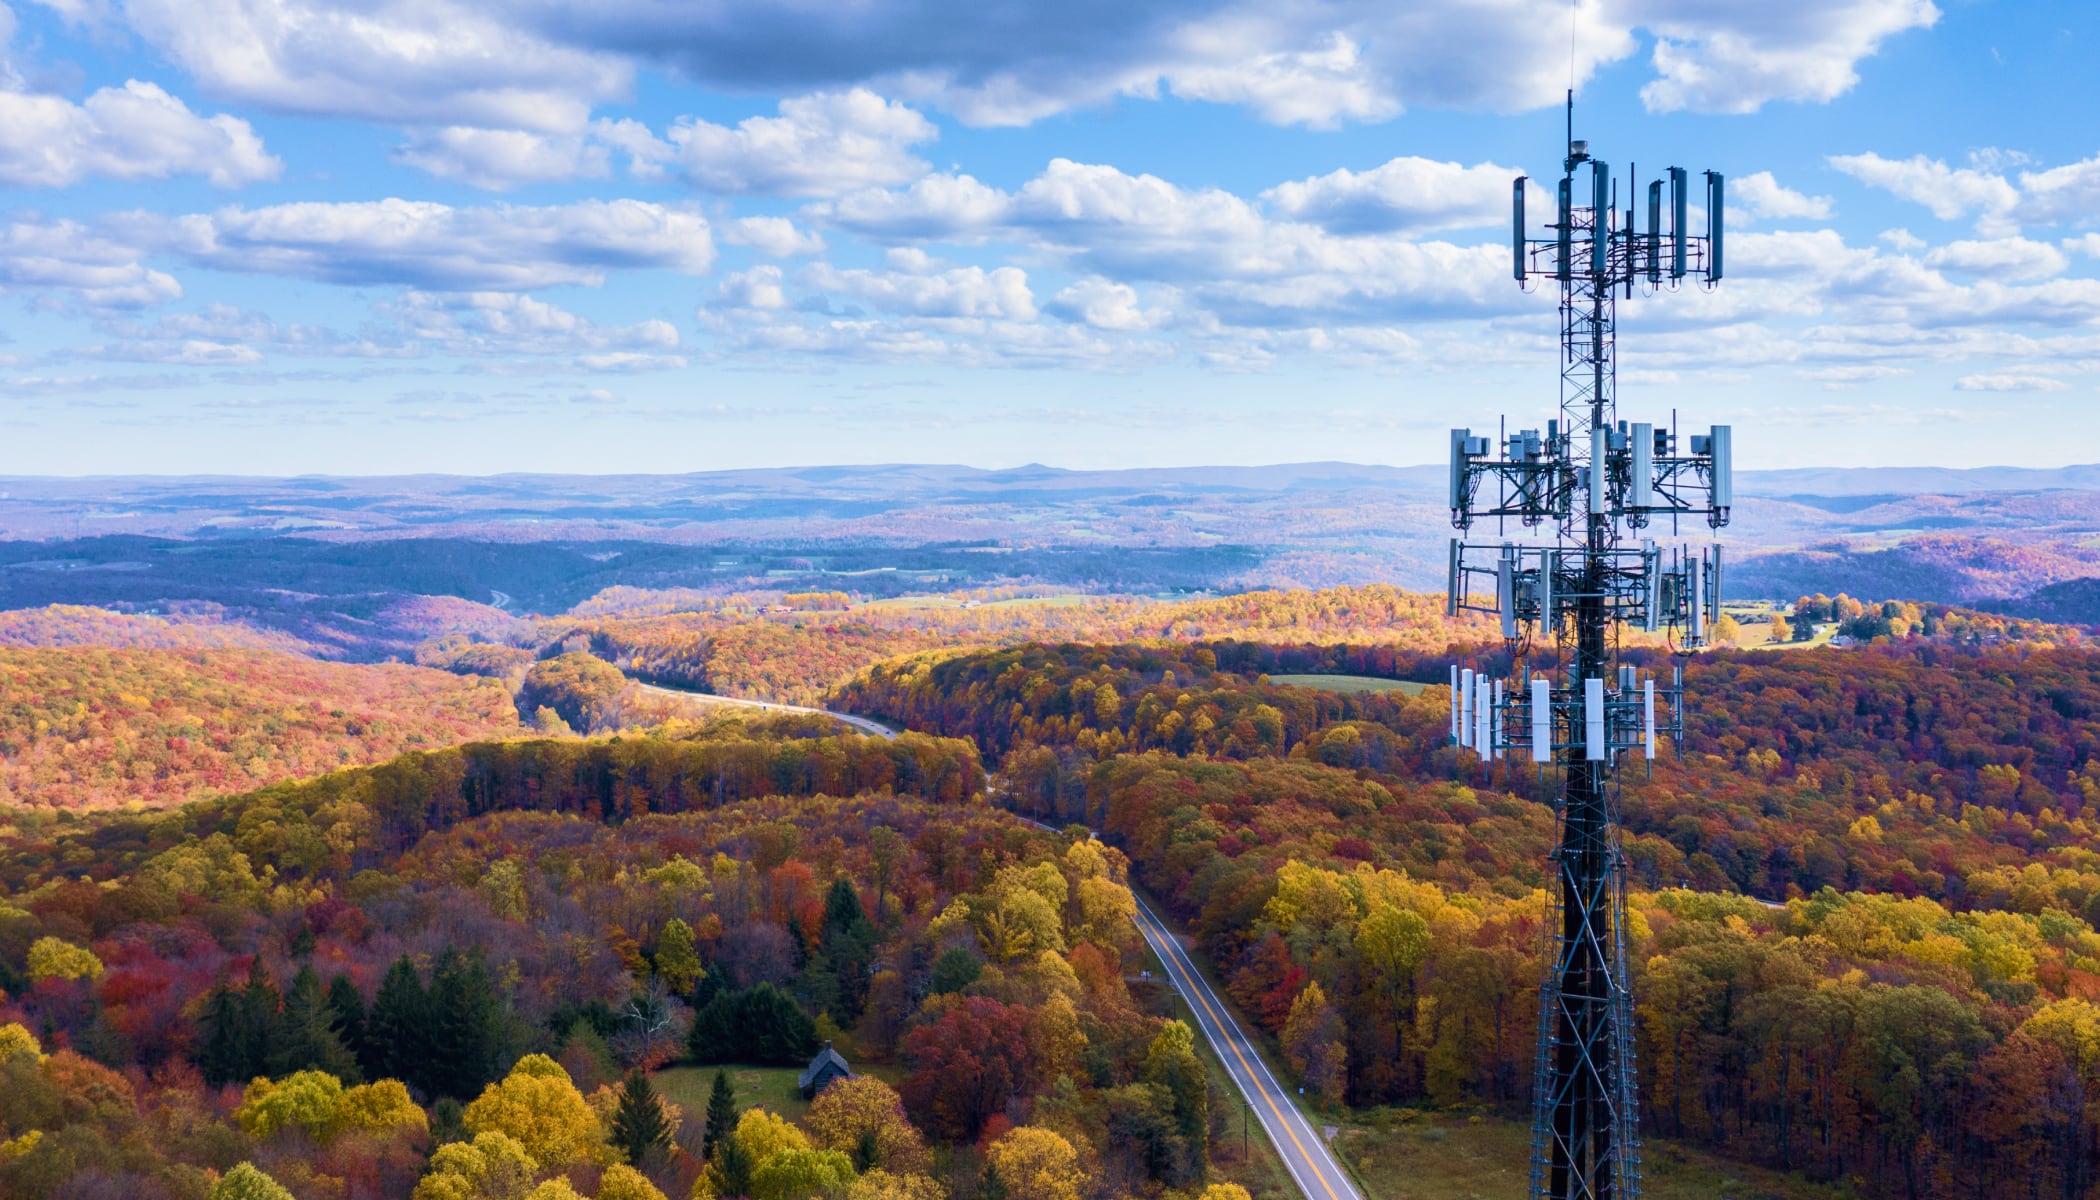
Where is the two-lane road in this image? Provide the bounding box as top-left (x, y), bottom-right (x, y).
top-left (1132, 895), bottom-right (1367, 1200)
top-left (634, 681), bottom-right (897, 739)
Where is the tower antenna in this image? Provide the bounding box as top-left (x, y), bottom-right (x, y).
top-left (1447, 112), bottom-right (1729, 1200)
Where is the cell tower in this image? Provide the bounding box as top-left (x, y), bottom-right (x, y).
top-left (1443, 96), bottom-right (1731, 1200)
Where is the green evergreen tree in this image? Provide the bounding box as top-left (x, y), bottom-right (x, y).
top-left (368, 956), bottom-right (430, 1090)
top-left (703, 1068), bottom-right (737, 1159)
top-left (274, 965), bottom-right (359, 1081)
top-left (610, 1070), bottom-right (672, 1166)
top-left (928, 946), bottom-right (983, 996)
top-left (979, 1159), bottom-right (1008, 1200)
top-left (428, 949), bottom-right (504, 1098)
top-left (237, 957), bottom-right (282, 1082)
top-left (853, 1126), bottom-right (881, 1173)
top-left (198, 982), bottom-right (246, 1086)
top-left (325, 975), bottom-right (370, 1075)
top-left (815, 877), bottom-right (876, 1021)
top-left (712, 1130), bottom-right (755, 1199)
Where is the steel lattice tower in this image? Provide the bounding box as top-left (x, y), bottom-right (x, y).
top-left (1442, 97), bottom-right (1733, 1200)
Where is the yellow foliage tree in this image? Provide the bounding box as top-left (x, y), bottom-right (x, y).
top-left (0, 1023), bottom-right (45, 1062)
top-left (734, 1107), bottom-right (809, 1163)
top-left (984, 1127), bottom-right (1080, 1200)
top-left (804, 1075), bottom-right (930, 1175)
top-left (209, 1163), bottom-right (295, 1200)
top-left (597, 1163), bottom-right (670, 1200)
top-left (656, 918), bottom-right (704, 994)
top-left (846, 1170), bottom-right (945, 1200)
top-left (26, 936), bottom-right (103, 981)
top-left (237, 1071), bottom-right (346, 1141)
top-left (464, 1054), bottom-right (607, 1168)
top-left (338, 1079), bottom-right (429, 1135)
top-left (413, 1131), bottom-right (539, 1200)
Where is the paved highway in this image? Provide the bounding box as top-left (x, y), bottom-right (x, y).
top-left (634, 681), bottom-right (898, 739)
top-left (1132, 894), bottom-right (1368, 1200)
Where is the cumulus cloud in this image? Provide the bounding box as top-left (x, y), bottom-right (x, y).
top-left (393, 127), bottom-right (610, 189)
top-left (127, 198), bottom-right (715, 290)
top-left (0, 79), bottom-right (279, 187)
top-left (713, 266), bottom-right (792, 311)
top-left (387, 290), bottom-right (682, 355)
top-left (115, 0), bottom-right (630, 130)
top-left (721, 216), bottom-right (826, 257)
top-left (1634, 0), bottom-right (1939, 113)
top-left (75, 0), bottom-right (1935, 134)
top-left (813, 158), bottom-right (1518, 325)
top-left (602, 90), bottom-right (935, 196)
top-left (1829, 152), bottom-right (2019, 226)
top-left (1830, 149), bottom-right (2100, 236)
top-left (0, 218), bottom-right (182, 308)
top-left (1049, 277), bottom-right (1171, 330)
top-left (803, 254), bottom-right (1037, 320)
top-left (1731, 171), bottom-right (1833, 221)
top-left (1260, 156), bottom-right (1518, 234)
top-left (1923, 238), bottom-right (2066, 283)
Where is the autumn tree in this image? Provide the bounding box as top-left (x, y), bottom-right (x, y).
top-left (984, 1127), bottom-right (1080, 1200)
top-left (704, 1069), bottom-right (737, 1159)
top-left (610, 1070), bottom-right (672, 1166)
top-left (900, 996), bottom-right (1035, 1139)
top-left (805, 1075), bottom-right (930, 1175)
top-left (1281, 982), bottom-right (1346, 1106)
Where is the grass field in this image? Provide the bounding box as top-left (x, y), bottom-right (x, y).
top-left (651, 1059), bottom-right (911, 1124)
top-left (1269, 673), bottom-right (1428, 696)
top-left (1333, 1112), bottom-right (1853, 1200)
top-left (1138, 889), bottom-right (1850, 1200)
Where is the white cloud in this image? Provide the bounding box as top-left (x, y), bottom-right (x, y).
top-left (1259, 155), bottom-right (1518, 234)
top-left (1049, 277), bottom-right (1170, 330)
top-left (721, 216), bottom-right (826, 257)
top-left (0, 218), bottom-right (181, 308)
top-left (803, 259), bottom-right (1037, 320)
top-left (1954, 372), bottom-right (2069, 392)
top-left (131, 198), bottom-right (715, 290)
top-left (81, 338), bottom-right (263, 365)
top-left (1829, 152), bottom-right (2019, 226)
top-left (1831, 150), bottom-right (2100, 236)
top-left (815, 159), bottom-right (1518, 325)
top-left (2016, 155), bottom-right (2100, 227)
top-left (1731, 171), bottom-right (1833, 221)
top-left (116, 0), bottom-right (629, 130)
top-left (574, 351), bottom-right (686, 371)
top-left (571, 388), bottom-right (620, 404)
top-left (1795, 364), bottom-right (1910, 385)
top-left (714, 266), bottom-right (791, 312)
top-left (1635, 0), bottom-right (1939, 113)
top-left (1161, 32), bottom-right (1398, 128)
top-left (0, 79), bottom-right (279, 187)
top-left (393, 127), bottom-right (609, 189)
top-left (1923, 238), bottom-right (2066, 283)
top-left (81, 0), bottom-right (1936, 136)
top-left (2064, 234), bottom-right (2100, 260)
top-left (606, 90), bottom-right (935, 197)
top-left (388, 290), bottom-right (681, 355)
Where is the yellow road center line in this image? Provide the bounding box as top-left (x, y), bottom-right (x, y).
top-left (1141, 906), bottom-right (1346, 1200)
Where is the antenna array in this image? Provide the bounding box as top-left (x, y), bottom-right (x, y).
top-left (1446, 96), bottom-right (1730, 1200)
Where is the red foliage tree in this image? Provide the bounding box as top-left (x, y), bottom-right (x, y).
top-left (899, 997), bottom-right (1036, 1140)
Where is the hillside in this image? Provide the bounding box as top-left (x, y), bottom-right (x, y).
top-left (0, 646), bottom-right (521, 810)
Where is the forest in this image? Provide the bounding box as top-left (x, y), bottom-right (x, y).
top-left (0, 577), bottom-right (2093, 1200)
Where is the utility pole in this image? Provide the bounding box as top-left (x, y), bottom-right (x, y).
top-left (1444, 94), bottom-right (1731, 1200)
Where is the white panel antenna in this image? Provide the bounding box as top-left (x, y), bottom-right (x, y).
top-left (1584, 677), bottom-right (1605, 761)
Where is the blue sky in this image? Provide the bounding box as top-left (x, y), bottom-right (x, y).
top-left (0, 0), bottom-right (2096, 476)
